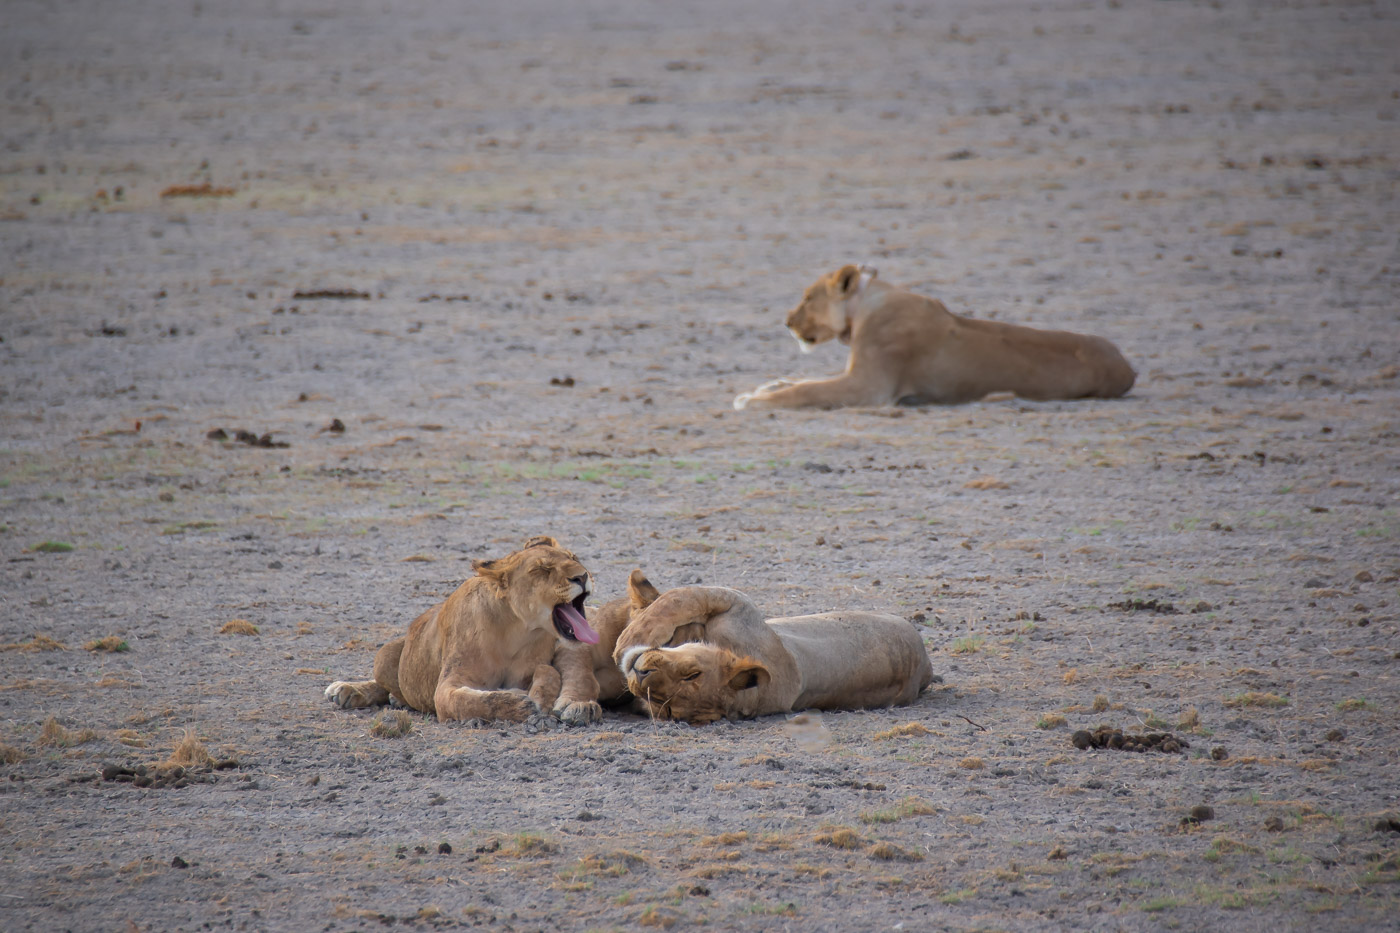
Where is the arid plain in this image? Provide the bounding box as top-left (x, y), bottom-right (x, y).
top-left (2, 0), bottom-right (1398, 930)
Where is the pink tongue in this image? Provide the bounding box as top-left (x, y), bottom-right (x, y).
top-left (555, 603), bottom-right (600, 645)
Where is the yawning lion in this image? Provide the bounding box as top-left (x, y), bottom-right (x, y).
top-left (325, 536), bottom-right (602, 724)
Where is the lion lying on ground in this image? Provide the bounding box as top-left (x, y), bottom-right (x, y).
top-left (734, 264), bottom-right (1135, 409)
top-left (324, 536), bottom-right (605, 724)
top-left (612, 579), bottom-right (934, 725)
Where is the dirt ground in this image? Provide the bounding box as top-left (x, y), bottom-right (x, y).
top-left (2, 0), bottom-right (1398, 929)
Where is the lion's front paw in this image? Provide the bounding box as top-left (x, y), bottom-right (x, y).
top-left (554, 699), bottom-right (603, 726)
top-left (489, 692), bottom-right (542, 723)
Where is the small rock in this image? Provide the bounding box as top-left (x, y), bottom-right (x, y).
top-left (1264, 816), bottom-right (1285, 832)
top-left (1325, 728), bottom-right (1346, 742)
top-left (213, 758), bottom-right (239, 770)
top-left (1375, 817), bottom-right (1400, 834)
top-left (328, 418), bottom-right (345, 433)
top-left (438, 842), bottom-right (452, 854)
top-left (171, 855), bottom-right (189, 869)
top-left (1354, 570), bottom-right (1373, 583)
top-left (802, 461), bottom-right (833, 473)
top-left (1211, 746), bottom-right (1229, 760)
top-left (689, 885), bottom-right (710, 897)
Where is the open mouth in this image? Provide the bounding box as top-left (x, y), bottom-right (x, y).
top-left (552, 592), bottom-right (599, 645)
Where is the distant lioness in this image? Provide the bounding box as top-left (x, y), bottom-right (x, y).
top-left (734, 264), bottom-right (1135, 409)
top-left (325, 536), bottom-right (604, 724)
top-left (613, 580), bottom-right (934, 725)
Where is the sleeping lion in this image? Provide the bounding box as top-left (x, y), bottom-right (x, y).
top-left (325, 536), bottom-right (605, 724)
top-left (612, 579), bottom-right (934, 725)
top-left (734, 264), bottom-right (1135, 409)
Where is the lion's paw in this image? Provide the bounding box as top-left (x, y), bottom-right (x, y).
top-left (325, 681), bottom-right (361, 709)
top-left (489, 692), bottom-right (542, 723)
top-left (554, 699), bottom-right (603, 727)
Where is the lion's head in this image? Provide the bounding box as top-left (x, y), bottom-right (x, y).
top-left (471, 535), bottom-right (599, 644)
top-left (620, 643), bottom-right (770, 725)
top-left (783, 264), bottom-right (871, 352)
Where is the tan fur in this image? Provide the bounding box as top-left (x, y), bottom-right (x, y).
top-left (325, 536), bottom-right (601, 724)
top-left (613, 582), bottom-right (934, 725)
top-left (734, 264), bottom-right (1136, 409)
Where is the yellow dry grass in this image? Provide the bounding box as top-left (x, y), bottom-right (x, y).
top-left (0, 634), bottom-right (68, 653)
top-left (219, 619), bottom-right (260, 636)
top-left (39, 717), bottom-right (97, 748)
top-left (166, 727), bottom-right (213, 766)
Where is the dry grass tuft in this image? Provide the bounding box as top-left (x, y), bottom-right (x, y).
top-left (637, 906), bottom-right (681, 929)
top-left (1224, 692), bottom-right (1289, 709)
top-left (166, 727), bottom-right (213, 766)
top-left (1062, 668), bottom-right (1079, 685)
top-left (868, 841), bottom-right (925, 862)
top-left (39, 716), bottom-right (97, 747)
top-left (703, 831), bottom-right (748, 847)
top-left (369, 710), bottom-right (414, 738)
top-left (114, 729), bottom-right (147, 748)
top-left (1037, 714), bottom-right (1068, 730)
top-left (873, 722), bottom-right (932, 740)
top-left (0, 634), bottom-right (68, 653)
top-left (964, 477), bottom-right (1010, 490)
top-left (1, 742), bottom-right (27, 764)
top-left (1092, 695), bottom-right (1110, 712)
top-left (1178, 707), bottom-right (1201, 731)
top-left (160, 182), bottom-right (236, 198)
top-left (84, 636), bottom-right (129, 653)
top-left (219, 619), bottom-right (260, 636)
top-left (814, 826), bottom-right (864, 850)
top-left (959, 757), bottom-right (985, 770)
top-left (507, 833), bottom-right (558, 857)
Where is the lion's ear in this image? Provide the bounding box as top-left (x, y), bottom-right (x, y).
top-left (834, 264), bottom-right (861, 296)
top-left (628, 569), bottom-right (661, 610)
top-left (471, 558), bottom-right (507, 587)
top-left (522, 535), bottom-right (560, 550)
top-left (726, 657), bottom-right (771, 692)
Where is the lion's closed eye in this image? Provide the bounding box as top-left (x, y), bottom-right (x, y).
top-left (681, 670), bottom-right (702, 682)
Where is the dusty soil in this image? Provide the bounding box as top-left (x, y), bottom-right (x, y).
top-left (2, 0), bottom-right (1398, 930)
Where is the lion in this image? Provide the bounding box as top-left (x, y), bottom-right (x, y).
top-left (324, 536), bottom-right (606, 725)
top-left (612, 579), bottom-right (934, 725)
top-left (734, 264), bottom-right (1135, 409)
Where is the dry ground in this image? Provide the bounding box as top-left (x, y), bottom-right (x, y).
top-left (2, 0), bottom-right (1398, 930)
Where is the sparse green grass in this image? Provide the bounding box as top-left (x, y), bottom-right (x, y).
top-left (860, 797), bottom-right (937, 824)
top-left (84, 636), bottom-right (129, 653)
top-left (939, 888), bottom-right (976, 905)
top-left (29, 540), bottom-right (74, 553)
top-left (948, 635), bottom-right (985, 655)
top-left (1335, 698), bottom-right (1373, 712)
top-left (1037, 714), bottom-right (1067, 730)
top-left (507, 832), bottom-right (558, 857)
top-left (1140, 896), bottom-right (1187, 913)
